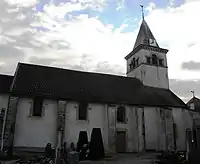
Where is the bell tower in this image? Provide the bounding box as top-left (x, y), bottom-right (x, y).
top-left (125, 18), bottom-right (169, 89)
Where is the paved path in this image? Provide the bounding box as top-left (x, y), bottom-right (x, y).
top-left (0, 160), bottom-right (18, 164)
top-left (80, 153), bottom-right (158, 164)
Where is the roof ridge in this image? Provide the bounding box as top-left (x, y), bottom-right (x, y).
top-left (187, 96), bottom-right (200, 104)
top-left (143, 85), bottom-right (170, 91)
top-left (0, 74), bottom-right (13, 77)
top-left (11, 62), bottom-right (186, 108)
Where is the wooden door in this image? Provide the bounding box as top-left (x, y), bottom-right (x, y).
top-left (116, 131), bottom-right (126, 153)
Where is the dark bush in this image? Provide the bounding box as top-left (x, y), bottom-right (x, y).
top-left (77, 131), bottom-right (88, 161)
top-left (77, 131), bottom-right (88, 152)
top-left (88, 128), bottom-right (105, 160)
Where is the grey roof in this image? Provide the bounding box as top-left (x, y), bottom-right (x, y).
top-left (10, 63), bottom-right (187, 108)
top-left (133, 20), bottom-right (159, 49)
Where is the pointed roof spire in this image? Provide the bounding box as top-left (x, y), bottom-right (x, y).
top-left (133, 7), bottom-right (159, 49)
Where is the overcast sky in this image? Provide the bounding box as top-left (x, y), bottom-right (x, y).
top-left (0, 0), bottom-right (200, 102)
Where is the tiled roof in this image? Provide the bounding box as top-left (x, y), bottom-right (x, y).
top-left (133, 20), bottom-right (159, 49)
top-left (11, 63), bottom-right (187, 108)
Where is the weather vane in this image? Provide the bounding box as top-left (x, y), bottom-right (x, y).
top-left (140, 5), bottom-right (144, 20)
top-left (191, 90), bottom-right (195, 98)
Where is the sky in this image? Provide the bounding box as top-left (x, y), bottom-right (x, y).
top-left (0, 0), bottom-right (200, 102)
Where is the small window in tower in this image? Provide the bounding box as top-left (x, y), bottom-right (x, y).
top-left (136, 58), bottom-right (139, 66)
top-left (117, 106), bottom-right (126, 123)
top-left (159, 59), bottom-right (164, 66)
top-left (146, 57), bottom-right (151, 64)
top-left (130, 58), bottom-right (135, 69)
top-left (143, 39), bottom-right (149, 45)
top-left (152, 54), bottom-right (158, 65)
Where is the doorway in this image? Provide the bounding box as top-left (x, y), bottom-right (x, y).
top-left (116, 131), bottom-right (126, 153)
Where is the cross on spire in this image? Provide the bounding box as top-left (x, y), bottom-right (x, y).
top-left (140, 5), bottom-right (144, 20)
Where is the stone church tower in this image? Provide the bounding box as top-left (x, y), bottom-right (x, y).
top-left (125, 19), bottom-right (169, 89)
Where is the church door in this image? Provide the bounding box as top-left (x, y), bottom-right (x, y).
top-left (116, 131), bottom-right (126, 153)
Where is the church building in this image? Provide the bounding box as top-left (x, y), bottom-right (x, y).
top-left (0, 19), bottom-right (197, 154)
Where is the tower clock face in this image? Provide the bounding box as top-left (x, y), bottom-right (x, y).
top-left (149, 39), bottom-right (157, 46)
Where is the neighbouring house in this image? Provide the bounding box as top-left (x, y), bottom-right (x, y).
top-left (187, 96), bottom-right (200, 128)
top-left (187, 96), bottom-right (200, 112)
top-left (186, 97), bottom-right (200, 157)
top-left (1, 19), bottom-right (198, 154)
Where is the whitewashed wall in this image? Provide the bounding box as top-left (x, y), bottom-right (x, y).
top-left (172, 108), bottom-right (193, 151)
top-left (137, 108), bottom-right (145, 152)
top-left (142, 107), bottom-right (194, 152)
top-left (11, 97), bottom-right (193, 153)
top-left (143, 107), bottom-right (159, 150)
top-left (116, 105), bottom-right (138, 152)
top-left (127, 106), bottom-right (138, 152)
top-left (64, 102), bottom-right (108, 151)
top-left (13, 98), bottom-right (57, 148)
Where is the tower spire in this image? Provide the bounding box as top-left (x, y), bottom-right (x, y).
top-left (140, 5), bottom-right (144, 20)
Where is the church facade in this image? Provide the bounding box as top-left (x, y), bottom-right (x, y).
top-left (0, 19), bottom-right (197, 154)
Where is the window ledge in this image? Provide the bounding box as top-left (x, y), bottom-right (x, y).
top-left (77, 120), bottom-right (89, 123)
top-left (117, 121), bottom-right (127, 124)
top-left (28, 115), bottom-right (43, 119)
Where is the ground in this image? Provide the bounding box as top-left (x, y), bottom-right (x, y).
top-left (80, 153), bottom-right (158, 164)
top-left (0, 153), bottom-right (158, 164)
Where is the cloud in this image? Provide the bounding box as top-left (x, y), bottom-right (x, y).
top-left (94, 61), bottom-right (125, 75)
top-left (145, 2), bottom-right (156, 12)
top-left (116, 0), bottom-right (125, 11)
top-left (0, 0), bottom-right (200, 102)
top-left (181, 61), bottom-right (200, 71)
top-left (77, 0), bottom-right (108, 11)
top-left (29, 2), bottom-right (135, 75)
top-left (29, 56), bottom-right (57, 66)
top-left (0, 45), bottom-right (24, 59)
top-left (5, 0), bottom-right (36, 7)
top-left (169, 0), bottom-right (175, 6)
top-left (144, 0), bottom-right (200, 80)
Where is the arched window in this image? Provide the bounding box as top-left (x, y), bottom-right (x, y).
top-left (132, 58), bottom-right (135, 67)
top-left (117, 106), bottom-right (126, 123)
top-left (152, 54), bottom-right (158, 65)
top-left (136, 58), bottom-right (139, 66)
top-left (129, 58), bottom-right (135, 69)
